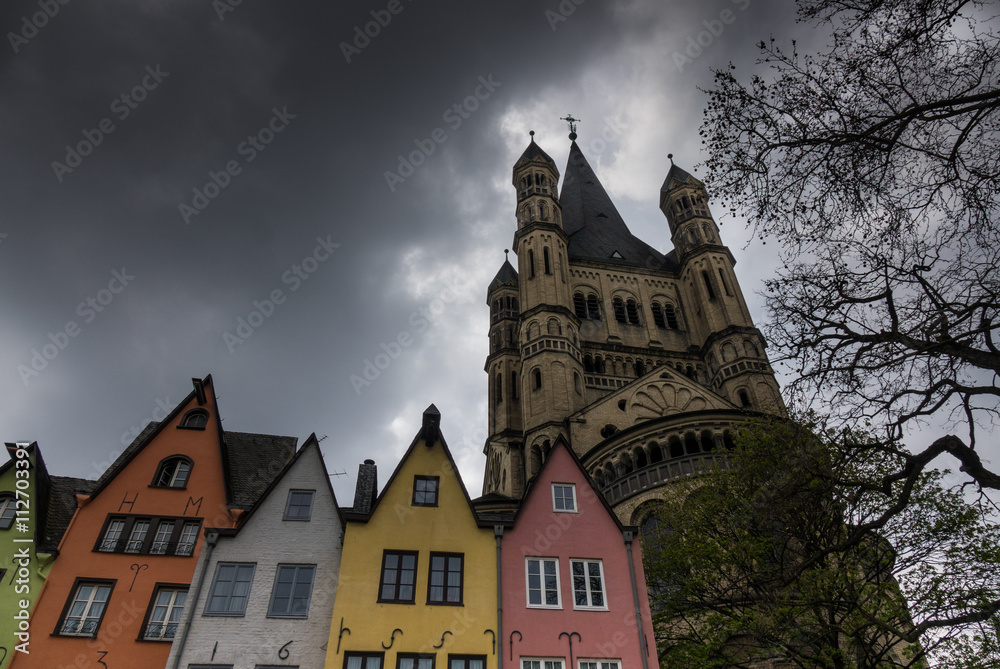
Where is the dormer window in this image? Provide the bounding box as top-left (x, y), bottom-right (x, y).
top-left (153, 456), bottom-right (192, 488)
top-left (179, 409), bottom-right (209, 430)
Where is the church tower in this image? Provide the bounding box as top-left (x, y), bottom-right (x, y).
top-left (483, 130), bottom-right (784, 524)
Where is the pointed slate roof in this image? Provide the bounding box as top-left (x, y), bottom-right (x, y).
top-left (487, 259), bottom-right (518, 296)
top-left (560, 142), bottom-right (677, 271)
top-left (660, 162), bottom-right (696, 193)
top-left (513, 136), bottom-right (557, 173)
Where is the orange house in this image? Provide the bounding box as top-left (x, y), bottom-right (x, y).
top-left (12, 375), bottom-right (296, 669)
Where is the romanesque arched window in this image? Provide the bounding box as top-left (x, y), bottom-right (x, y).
top-left (587, 294), bottom-right (601, 319)
top-left (651, 301), bottom-right (667, 329)
top-left (612, 297), bottom-right (626, 323)
top-left (626, 298), bottom-right (640, 325)
top-left (573, 292), bottom-right (587, 319)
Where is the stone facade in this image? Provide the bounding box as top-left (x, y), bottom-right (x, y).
top-left (483, 137), bottom-right (783, 524)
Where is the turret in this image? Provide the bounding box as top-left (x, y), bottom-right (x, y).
top-left (661, 157), bottom-right (784, 414)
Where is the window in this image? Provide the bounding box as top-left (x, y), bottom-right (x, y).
top-left (570, 560), bottom-right (606, 609)
top-left (450, 657), bottom-right (485, 669)
top-left (579, 661), bottom-right (619, 669)
top-left (701, 270), bottom-right (716, 299)
top-left (179, 409), bottom-right (209, 429)
top-left (412, 476), bottom-right (439, 507)
top-left (495, 373), bottom-right (503, 404)
top-left (398, 655), bottom-right (434, 669)
top-left (528, 250), bottom-right (535, 278)
top-left (533, 368), bottom-right (542, 390)
top-left (651, 302), bottom-right (666, 329)
top-left (97, 515), bottom-right (201, 556)
top-left (150, 520), bottom-right (175, 554)
top-left (428, 553), bottom-right (463, 604)
top-left (526, 558), bottom-right (560, 607)
top-left (0, 496), bottom-right (16, 530)
top-left (205, 563), bottom-right (255, 615)
top-left (573, 293), bottom-right (587, 319)
top-left (153, 456), bottom-right (192, 488)
top-left (127, 520), bottom-right (150, 553)
top-left (99, 518), bottom-right (125, 552)
top-left (511, 371), bottom-right (518, 400)
top-left (543, 248), bottom-right (552, 274)
top-left (143, 586), bottom-right (187, 640)
top-left (58, 580), bottom-right (113, 636)
top-left (586, 294), bottom-right (601, 319)
top-left (379, 551), bottom-right (418, 603)
top-left (626, 299), bottom-right (640, 325)
top-left (268, 564), bottom-right (316, 618)
top-left (176, 522), bottom-right (199, 556)
top-left (345, 652), bottom-right (384, 669)
top-left (522, 660), bottom-right (563, 669)
top-left (284, 490), bottom-right (315, 520)
top-left (612, 297), bottom-right (626, 323)
top-left (664, 304), bottom-right (679, 329)
top-left (552, 484), bottom-right (576, 512)
top-left (719, 268), bottom-right (733, 295)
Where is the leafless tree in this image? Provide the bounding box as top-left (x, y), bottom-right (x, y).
top-left (700, 0), bottom-right (1000, 494)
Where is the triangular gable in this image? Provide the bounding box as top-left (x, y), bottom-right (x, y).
top-left (513, 436), bottom-right (633, 532)
top-left (348, 405), bottom-right (490, 527)
top-left (213, 434), bottom-right (344, 535)
top-left (574, 365), bottom-right (739, 427)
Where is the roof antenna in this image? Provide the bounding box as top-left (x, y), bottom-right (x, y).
top-left (560, 115), bottom-right (580, 141)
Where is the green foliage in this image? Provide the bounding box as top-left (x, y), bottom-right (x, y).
top-left (643, 417), bottom-right (1000, 669)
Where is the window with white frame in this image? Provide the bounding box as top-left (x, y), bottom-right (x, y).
top-left (570, 559), bottom-right (606, 609)
top-left (126, 519), bottom-right (150, 553)
top-left (522, 659), bottom-right (564, 669)
top-left (552, 484), bottom-right (576, 512)
top-left (150, 520), bottom-right (175, 554)
top-left (99, 518), bottom-right (125, 551)
top-left (579, 660), bottom-right (619, 669)
top-left (205, 563), bottom-right (255, 615)
top-left (143, 586), bottom-right (187, 640)
top-left (176, 521), bottom-right (199, 556)
top-left (58, 581), bottom-right (113, 636)
top-left (268, 564), bottom-right (316, 617)
top-left (526, 557), bottom-right (560, 607)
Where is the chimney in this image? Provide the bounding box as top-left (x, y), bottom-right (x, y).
top-left (352, 459), bottom-right (378, 515)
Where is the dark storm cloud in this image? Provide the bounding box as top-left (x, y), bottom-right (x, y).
top-left (1, 0), bottom-right (811, 498)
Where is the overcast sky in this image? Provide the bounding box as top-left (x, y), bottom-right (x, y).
top-left (3, 0), bottom-right (944, 505)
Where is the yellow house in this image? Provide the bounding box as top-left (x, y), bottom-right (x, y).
top-left (326, 405), bottom-right (498, 669)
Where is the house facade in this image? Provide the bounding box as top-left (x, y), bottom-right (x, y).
top-left (500, 438), bottom-right (655, 669)
top-left (10, 375), bottom-right (295, 669)
top-left (167, 434), bottom-right (344, 669)
top-left (325, 406), bottom-right (498, 669)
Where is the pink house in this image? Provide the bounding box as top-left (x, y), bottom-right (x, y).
top-left (500, 438), bottom-right (657, 669)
